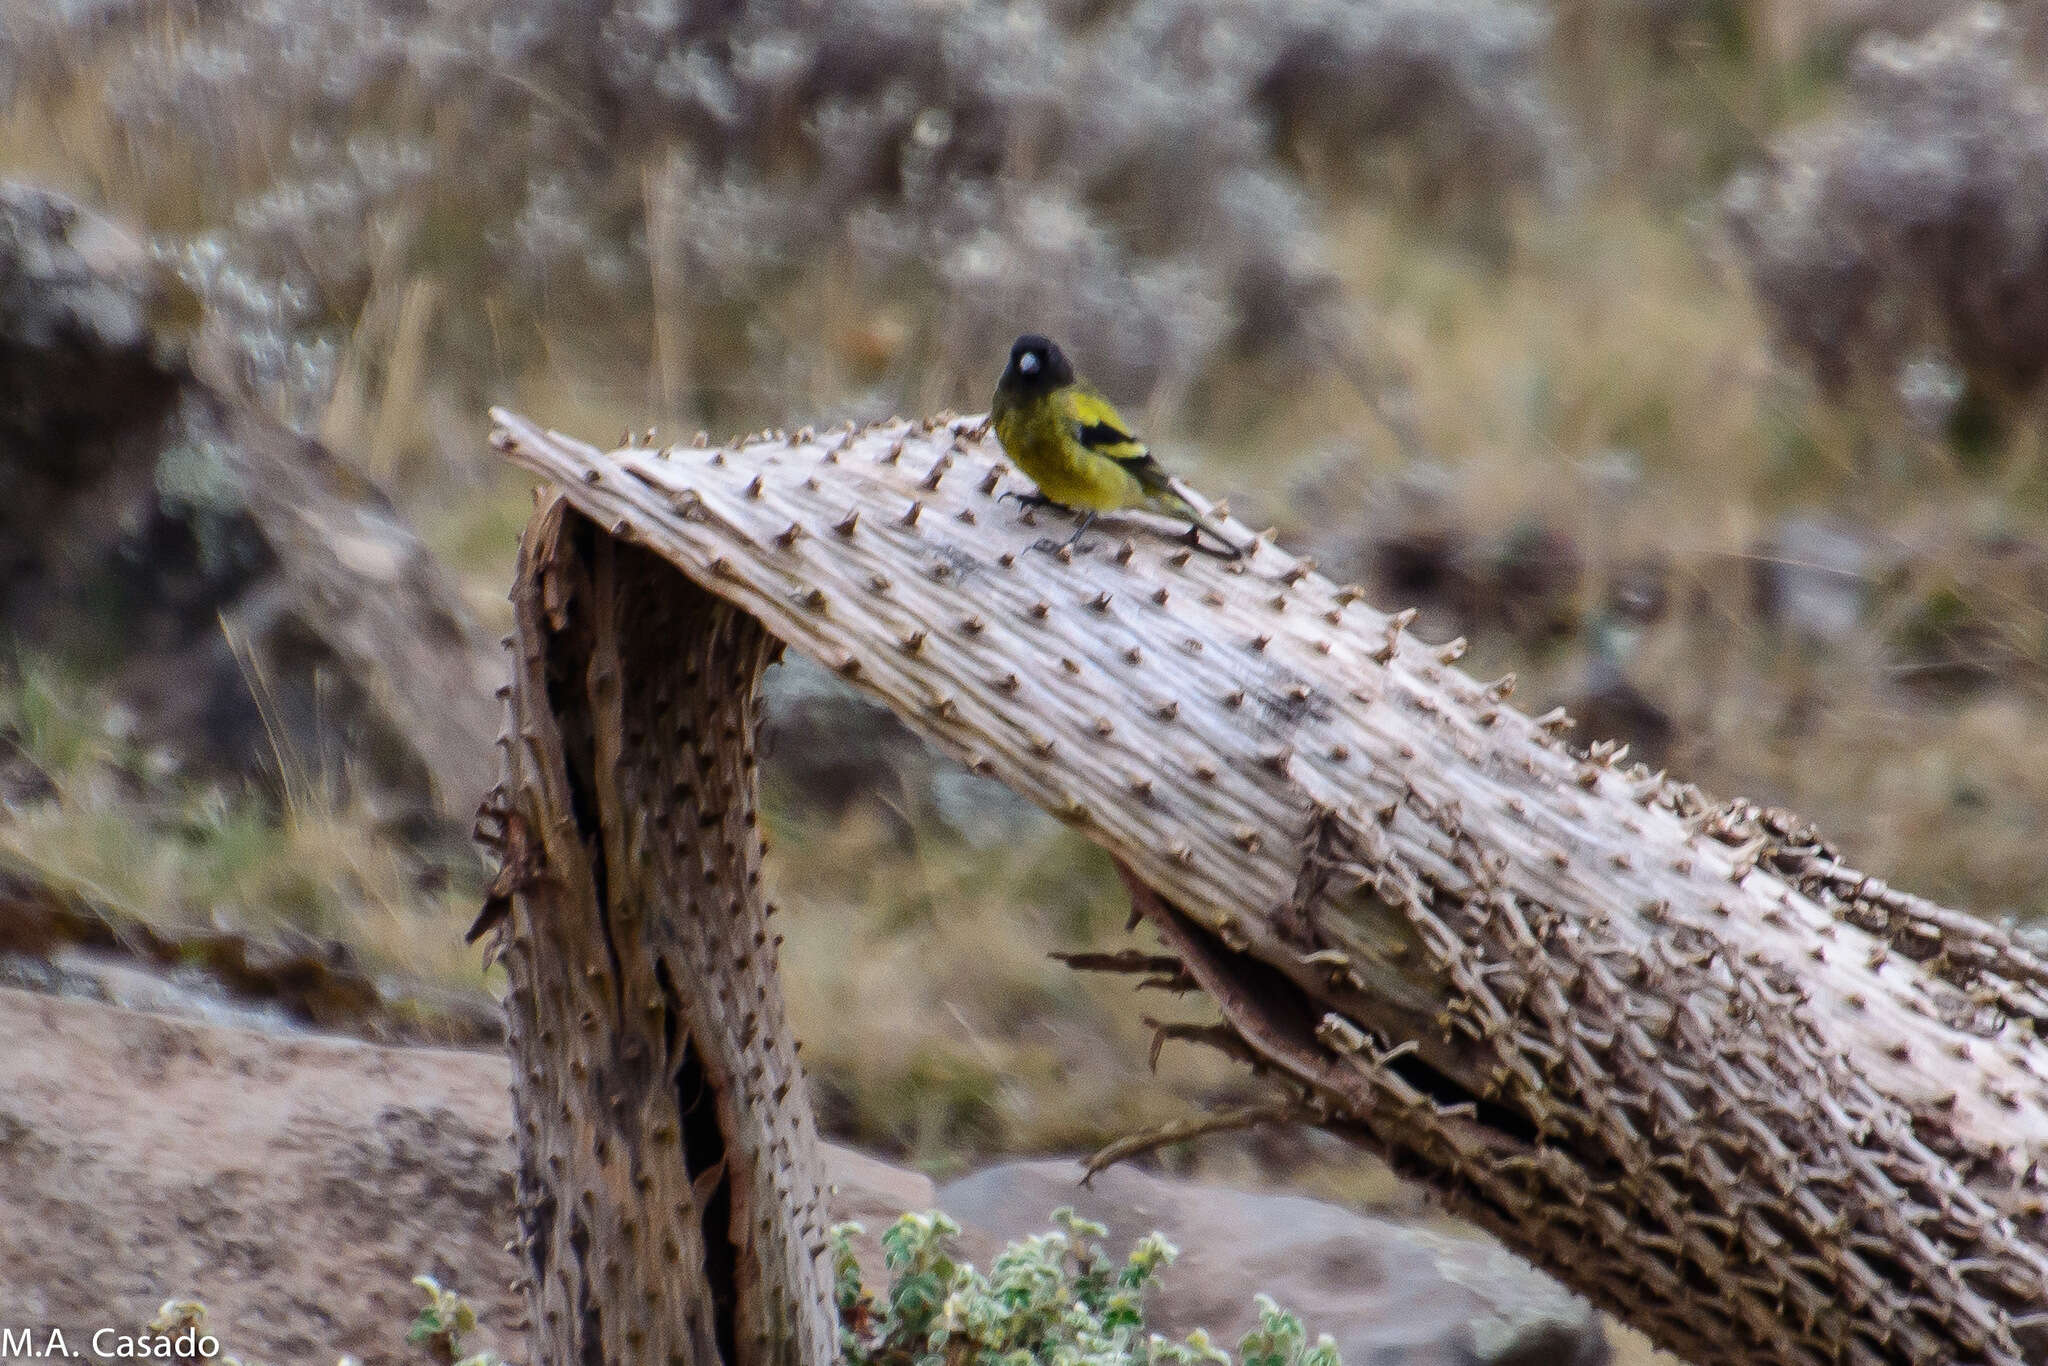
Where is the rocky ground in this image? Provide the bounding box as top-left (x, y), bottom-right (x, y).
top-left (0, 977), bottom-right (1611, 1366)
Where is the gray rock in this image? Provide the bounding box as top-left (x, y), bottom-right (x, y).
top-left (1752, 516), bottom-right (1874, 643)
top-left (939, 1159), bottom-right (1609, 1366)
top-left (762, 652), bottom-right (1045, 844)
top-left (0, 183), bottom-right (155, 359)
top-left (0, 985), bottom-right (931, 1366)
top-left (0, 182), bottom-right (498, 826)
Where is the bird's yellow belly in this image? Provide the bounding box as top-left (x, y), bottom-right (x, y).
top-left (994, 409), bottom-right (1145, 512)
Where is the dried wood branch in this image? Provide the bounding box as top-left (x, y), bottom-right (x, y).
top-left (1080, 1097), bottom-right (1330, 1182)
top-left (488, 407), bottom-right (2048, 1366)
top-left (489, 502), bottom-right (833, 1366)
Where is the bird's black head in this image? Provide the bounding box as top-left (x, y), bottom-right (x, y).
top-left (997, 334), bottom-right (1075, 399)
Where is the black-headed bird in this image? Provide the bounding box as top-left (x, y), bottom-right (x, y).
top-left (991, 335), bottom-right (1240, 557)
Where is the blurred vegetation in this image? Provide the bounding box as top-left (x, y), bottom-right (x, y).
top-left (835, 1208), bottom-right (1337, 1366)
top-left (6, 0), bottom-right (2048, 1238)
top-left (111, 1212), bottom-right (1341, 1366)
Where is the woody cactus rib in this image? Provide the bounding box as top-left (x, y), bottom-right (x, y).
top-left (489, 407), bottom-right (2048, 1366)
top-left (485, 502), bottom-right (833, 1366)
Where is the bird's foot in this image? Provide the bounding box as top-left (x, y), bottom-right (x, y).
top-left (1029, 536), bottom-right (1095, 561)
top-left (998, 490), bottom-right (1057, 509)
top-left (1185, 522), bottom-right (1244, 561)
top-left (1058, 511), bottom-right (1099, 554)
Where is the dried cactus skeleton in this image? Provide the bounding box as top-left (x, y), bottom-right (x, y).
top-left (486, 406), bottom-right (2048, 1366)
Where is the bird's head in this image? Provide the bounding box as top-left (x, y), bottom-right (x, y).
top-left (997, 334), bottom-right (1075, 398)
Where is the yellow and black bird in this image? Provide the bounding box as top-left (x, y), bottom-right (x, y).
top-left (991, 335), bottom-right (1240, 557)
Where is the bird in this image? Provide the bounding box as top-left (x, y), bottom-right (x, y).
top-left (990, 335), bottom-right (1240, 557)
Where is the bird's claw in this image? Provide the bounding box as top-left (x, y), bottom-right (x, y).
top-left (1029, 536), bottom-right (1094, 557)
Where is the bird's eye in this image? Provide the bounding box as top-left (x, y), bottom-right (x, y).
top-left (1018, 352), bottom-right (1039, 374)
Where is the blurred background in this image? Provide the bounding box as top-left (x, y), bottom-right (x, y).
top-left (4, 0), bottom-right (2048, 1324)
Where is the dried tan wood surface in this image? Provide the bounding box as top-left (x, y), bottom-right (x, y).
top-left (489, 406), bottom-right (2048, 1366)
top-left (485, 501), bottom-right (833, 1366)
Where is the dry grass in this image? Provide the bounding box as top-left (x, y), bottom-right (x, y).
top-left (0, 658), bottom-right (491, 989)
top-left (1224, 189), bottom-right (2048, 921)
top-left (765, 799), bottom-right (1410, 1203)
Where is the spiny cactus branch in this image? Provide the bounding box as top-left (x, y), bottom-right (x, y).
top-left (489, 501), bottom-right (833, 1366)
top-left (1080, 1097), bottom-right (1330, 1182)
top-left (489, 407), bottom-right (2048, 1366)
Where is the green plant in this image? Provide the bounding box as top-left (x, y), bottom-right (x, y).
top-left (407, 1275), bottom-right (501, 1366)
top-left (833, 1209), bottom-right (1340, 1366)
top-left (97, 1281), bottom-right (501, 1366)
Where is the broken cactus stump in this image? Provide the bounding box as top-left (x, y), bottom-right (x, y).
top-left (486, 408), bottom-right (2048, 1366)
top-left (482, 499), bottom-right (833, 1366)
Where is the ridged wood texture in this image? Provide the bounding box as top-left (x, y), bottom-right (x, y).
top-left (490, 406), bottom-right (2048, 1366)
top-left (488, 500), bottom-right (834, 1366)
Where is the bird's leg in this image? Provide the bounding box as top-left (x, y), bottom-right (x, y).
top-left (1184, 522), bottom-right (1244, 561)
top-left (997, 489), bottom-right (1057, 509)
top-left (1059, 511), bottom-right (1098, 552)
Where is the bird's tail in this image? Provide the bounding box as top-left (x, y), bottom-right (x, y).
top-left (1151, 482), bottom-right (1244, 559)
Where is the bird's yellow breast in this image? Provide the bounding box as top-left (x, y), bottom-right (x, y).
top-left (993, 403), bottom-right (1145, 512)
